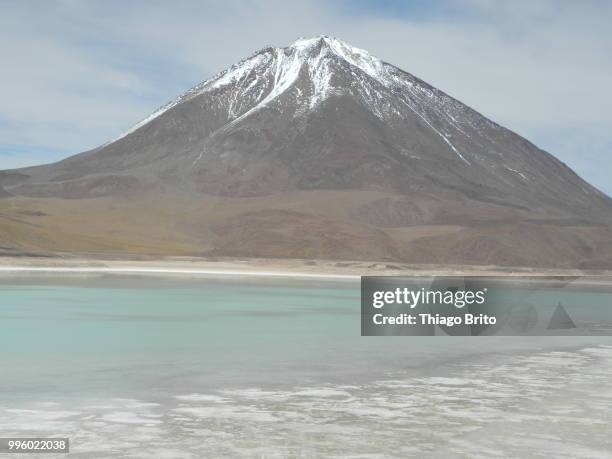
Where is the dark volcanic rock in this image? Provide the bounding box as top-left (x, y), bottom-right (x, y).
top-left (5, 36), bottom-right (611, 216)
top-left (1, 36), bottom-right (610, 266)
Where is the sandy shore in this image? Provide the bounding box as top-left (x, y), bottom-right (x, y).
top-left (0, 254), bottom-right (610, 281)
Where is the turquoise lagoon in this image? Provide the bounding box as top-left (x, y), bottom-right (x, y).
top-left (1, 274), bottom-right (612, 457)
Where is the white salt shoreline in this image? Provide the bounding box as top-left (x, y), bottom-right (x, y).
top-left (0, 256), bottom-right (609, 283)
top-left (0, 265), bottom-right (360, 281)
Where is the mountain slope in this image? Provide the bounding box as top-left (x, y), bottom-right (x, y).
top-left (1, 36), bottom-right (611, 268)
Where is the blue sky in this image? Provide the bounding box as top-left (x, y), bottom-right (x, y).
top-left (1, 0), bottom-right (610, 195)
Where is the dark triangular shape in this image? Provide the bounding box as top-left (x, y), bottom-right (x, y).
top-left (547, 303), bottom-right (576, 329)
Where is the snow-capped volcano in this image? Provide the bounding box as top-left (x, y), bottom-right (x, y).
top-left (117, 36), bottom-right (396, 136)
top-left (2, 36), bottom-right (611, 268)
top-left (117, 35), bottom-right (472, 165)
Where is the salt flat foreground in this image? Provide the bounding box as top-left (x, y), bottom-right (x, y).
top-left (1, 274), bottom-right (611, 457)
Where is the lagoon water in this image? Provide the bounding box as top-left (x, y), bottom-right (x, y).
top-left (1, 274), bottom-right (612, 457)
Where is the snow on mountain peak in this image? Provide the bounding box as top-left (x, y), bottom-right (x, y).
top-left (288, 36), bottom-right (390, 85)
top-left (112, 35), bottom-right (470, 167)
top-left (112, 36), bottom-right (393, 143)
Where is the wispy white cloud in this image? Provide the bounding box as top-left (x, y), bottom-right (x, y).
top-left (0, 0), bottom-right (610, 194)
